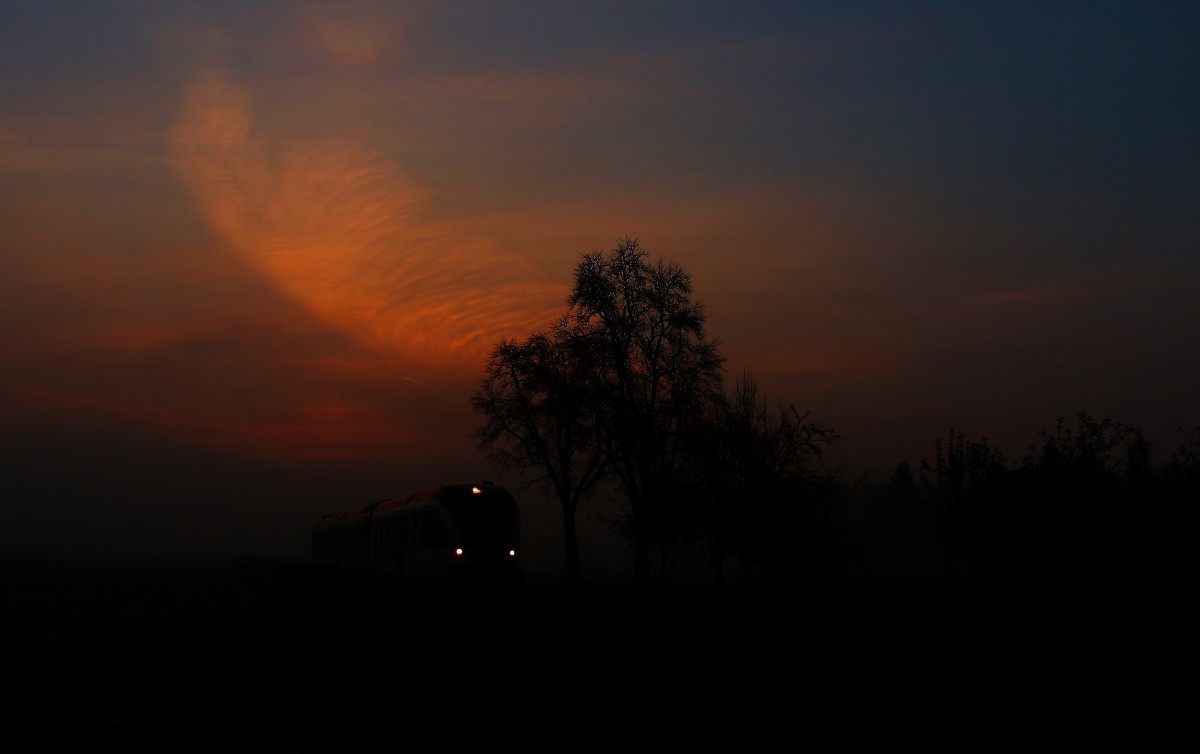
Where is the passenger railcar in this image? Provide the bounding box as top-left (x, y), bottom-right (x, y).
top-left (310, 481), bottom-right (522, 584)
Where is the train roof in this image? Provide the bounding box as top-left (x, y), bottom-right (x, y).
top-left (372, 482), bottom-right (516, 515)
top-left (311, 507), bottom-right (368, 529)
top-left (312, 482), bottom-right (514, 528)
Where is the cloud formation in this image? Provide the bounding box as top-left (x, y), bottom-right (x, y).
top-left (168, 70), bottom-right (567, 373)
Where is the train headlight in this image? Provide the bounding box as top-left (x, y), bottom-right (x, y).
top-left (455, 547), bottom-right (464, 557)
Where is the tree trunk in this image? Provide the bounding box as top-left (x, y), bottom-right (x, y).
top-left (634, 537), bottom-right (651, 595)
top-left (969, 559), bottom-right (986, 633)
top-left (802, 560), bottom-right (823, 619)
top-left (710, 555), bottom-right (726, 602)
top-left (740, 559), bottom-right (756, 609)
top-left (561, 497), bottom-right (582, 585)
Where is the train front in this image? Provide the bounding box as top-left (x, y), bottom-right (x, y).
top-left (443, 483), bottom-right (523, 586)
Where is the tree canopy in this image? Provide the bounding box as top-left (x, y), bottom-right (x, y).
top-left (472, 326), bottom-right (607, 584)
top-left (473, 238), bottom-right (848, 599)
top-left (473, 238), bottom-right (725, 592)
top-left (564, 239), bottom-right (725, 593)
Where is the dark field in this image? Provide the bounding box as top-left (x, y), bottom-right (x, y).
top-left (4, 559), bottom-right (1197, 752)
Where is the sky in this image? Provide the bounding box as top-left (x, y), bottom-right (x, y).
top-left (3, 1), bottom-right (1198, 565)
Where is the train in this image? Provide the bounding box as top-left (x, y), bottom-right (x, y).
top-left (310, 481), bottom-right (522, 585)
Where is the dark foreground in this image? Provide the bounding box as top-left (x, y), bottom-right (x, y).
top-left (3, 559), bottom-right (1196, 752)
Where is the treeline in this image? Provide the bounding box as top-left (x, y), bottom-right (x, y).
top-left (472, 238), bottom-right (847, 597)
top-left (471, 239), bottom-right (1199, 631)
top-left (902, 415), bottom-right (1200, 632)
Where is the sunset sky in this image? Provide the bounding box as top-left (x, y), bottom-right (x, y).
top-left (3, 2), bottom-right (1198, 564)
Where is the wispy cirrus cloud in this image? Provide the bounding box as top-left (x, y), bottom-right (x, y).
top-left (168, 69), bottom-right (567, 373)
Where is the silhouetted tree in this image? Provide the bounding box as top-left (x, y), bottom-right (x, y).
top-left (795, 463), bottom-right (863, 617)
top-left (684, 372), bottom-right (836, 605)
top-left (1123, 424), bottom-right (1200, 628)
top-left (889, 460), bottom-right (917, 499)
top-left (1161, 425), bottom-right (1200, 587)
top-left (920, 429), bottom-right (1015, 630)
top-left (1021, 412), bottom-right (1133, 630)
top-left (566, 238), bottom-right (725, 595)
top-left (472, 326), bottom-right (608, 585)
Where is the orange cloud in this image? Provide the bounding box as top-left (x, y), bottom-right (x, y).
top-left (167, 70), bottom-right (567, 373)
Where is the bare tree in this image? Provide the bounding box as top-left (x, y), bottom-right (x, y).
top-left (919, 429), bottom-right (1014, 630)
top-left (794, 462), bottom-right (862, 618)
top-left (471, 326), bottom-right (608, 585)
top-left (687, 372), bottom-right (836, 605)
top-left (1020, 412), bottom-right (1133, 630)
top-left (566, 238), bottom-right (725, 595)
top-left (1118, 423), bottom-right (1196, 629)
top-left (1161, 424), bottom-right (1200, 587)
